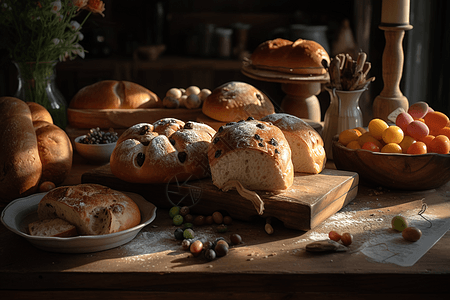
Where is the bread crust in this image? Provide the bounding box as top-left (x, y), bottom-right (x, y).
top-left (69, 80), bottom-right (162, 109)
top-left (250, 38), bottom-right (330, 75)
top-left (208, 119), bottom-right (294, 191)
top-left (202, 81), bottom-right (275, 122)
top-left (37, 184), bottom-right (141, 235)
top-left (0, 97), bottom-right (42, 201)
top-left (261, 113), bottom-right (326, 174)
top-left (110, 118), bottom-right (216, 183)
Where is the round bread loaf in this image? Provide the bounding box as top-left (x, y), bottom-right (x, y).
top-left (110, 118), bottom-right (216, 183)
top-left (69, 80), bottom-right (161, 109)
top-left (37, 184), bottom-right (141, 235)
top-left (202, 81), bottom-right (275, 123)
top-left (250, 38), bottom-right (330, 75)
top-left (0, 98), bottom-right (73, 203)
top-left (33, 120), bottom-right (73, 185)
top-left (208, 118), bottom-right (294, 191)
top-left (260, 113), bottom-right (326, 174)
top-left (0, 97), bottom-right (42, 201)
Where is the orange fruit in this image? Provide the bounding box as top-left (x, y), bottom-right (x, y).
top-left (346, 140), bottom-right (361, 150)
top-left (399, 136), bottom-right (416, 154)
top-left (382, 126), bottom-right (404, 144)
top-left (362, 141), bottom-right (381, 152)
top-left (368, 119), bottom-right (389, 140)
top-left (406, 141), bottom-right (427, 155)
top-left (339, 128), bottom-right (362, 146)
top-left (358, 132), bottom-right (383, 148)
top-left (381, 143), bottom-right (403, 154)
top-left (437, 126), bottom-right (450, 139)
top-left (420, 134), bottom-right (435, 148)
top-left (429, 135), bottom-right (450, 154)
top-left (424, 111), bottom-right (449, 131)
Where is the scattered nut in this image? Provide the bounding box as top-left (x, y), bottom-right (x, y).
top-left (185, 85), bottom-right (201, 96)
top-left (402, 227), bottom-right (422, 242)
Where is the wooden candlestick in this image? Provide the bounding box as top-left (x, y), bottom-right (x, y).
top-left (373, 24), bottom-right (413, 121)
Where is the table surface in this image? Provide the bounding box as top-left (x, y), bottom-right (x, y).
top-left (1, 153), bottom-right (450, 299)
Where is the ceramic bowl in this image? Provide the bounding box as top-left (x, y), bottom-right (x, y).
top-left (332, 136), bottom-right (450, 190)
top-left (74, 135), bottom-right (116, 164)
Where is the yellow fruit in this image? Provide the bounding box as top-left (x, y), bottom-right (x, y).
top-left (368, 118), bottom-right (389, 140)
top-left (399, 136), bottom-right (416, 154)
top-left (382, 126), bottom-right (404, 144)
top-left (381, 143), bottom-right (403, 153)
top-left (338, 128), bottom-right (362, 146)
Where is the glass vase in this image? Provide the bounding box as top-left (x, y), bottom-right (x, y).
top-left (13, 61), bottom-right (67, 128)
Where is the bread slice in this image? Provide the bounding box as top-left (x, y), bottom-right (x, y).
top-left (28, 218), bottom-right (77, 237)
top-left (208, 119), bottom-right (294, 191)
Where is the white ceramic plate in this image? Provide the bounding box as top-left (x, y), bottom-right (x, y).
top-left (1, 191), bottom-right (157, 253)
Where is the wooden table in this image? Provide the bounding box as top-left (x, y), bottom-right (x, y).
top-left (1, 153), bottom-right (450, 299)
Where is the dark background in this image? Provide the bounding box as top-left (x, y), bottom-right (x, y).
top-left (1, 0), bottom-right (448, 124)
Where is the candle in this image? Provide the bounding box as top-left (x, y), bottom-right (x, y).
top-left (381, 0), bottom-right (410, 25)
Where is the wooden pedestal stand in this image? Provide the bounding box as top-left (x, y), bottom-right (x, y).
top-left (373, 25), bottom-right (413, 121)
top-left (241, 64), bottom-right (329, 123)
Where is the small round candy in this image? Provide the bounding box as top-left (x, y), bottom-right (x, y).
top-left (328, 231), bottom-right (341, 242)
top-left (215, 243), bottom-right (229, 257)
top-left (212, 211), bottom-right (224, 224)
top-left (230, 233), bottom-right (242, 245)
top-left (341, 232), bottom-right (353, 246)
top-left (391, 215), bottom-right (408, 232)
top-left (183, 228), bottom-right (195, 239)
top-left (173, 214), bottom-right (183, 226)
top-left (204, 249), bottom-right (216, 261)
top-left (190, 240), bottom-right (203, 256)
top-left (174, 228), bottom-right (184, 240)
top-left (169, 206), bottom-right (180, 218)
top-left (402, 227), bottom-right (422, 242)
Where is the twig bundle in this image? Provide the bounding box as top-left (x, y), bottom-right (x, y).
top-left (327, 51), bottom-right (375, 91)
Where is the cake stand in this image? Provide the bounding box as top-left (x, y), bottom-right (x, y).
top-left (241, 63), bottom-right (329, 123)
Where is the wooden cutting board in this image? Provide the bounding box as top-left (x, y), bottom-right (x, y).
top-left (81, 165), bottom-right (358, 231)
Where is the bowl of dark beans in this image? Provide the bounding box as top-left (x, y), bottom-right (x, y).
top-left (74, 127), bottom-right (119, 163)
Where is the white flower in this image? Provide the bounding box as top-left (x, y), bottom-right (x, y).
top-left (50, 1), bottom-right (62, 13)
top-left (77, 32), bottom-right (84, 41)
top-left (72, 44), bottom-right (85, 59)
top-left (52, 38), bottom-right (60, 45)
top-left (69, 20), bottom-right (81, 31)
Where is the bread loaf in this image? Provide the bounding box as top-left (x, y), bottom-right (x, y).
top-left (37, 184), bottom-right (141, 235)
top-left (110, 118), bottom-right (216, 183)
top-left (33, 121), bottom-right (73, 185)
top-left (0, 97), bottom-right (42, 201)
top-left (0, 98), bottom-right (73, 203)
top-left (28, 218), bottom-right (78, 237)
top-left (208, 118), bottom-right (294, 191)
top-left (69, 80), bottom-right (161, 109)
top-left (250, 38), bottom-right (330, 75)
top-left (260, 113), bottom-right (326, 174)
top-left (202, 81), bottom-right (275, 123)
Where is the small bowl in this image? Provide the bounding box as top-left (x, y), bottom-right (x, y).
top-left (74, 135), bottom-right (116, 164)
top-left (332, 136), bottom-right (450, 190)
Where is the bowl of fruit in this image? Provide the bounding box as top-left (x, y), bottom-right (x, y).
top-left (332, 102), bottom-right (450, 190)
top-left (74, 128), bottom-right (119, 164)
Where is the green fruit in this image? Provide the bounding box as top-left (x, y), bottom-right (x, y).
top-left (173, 214), bottom-right (184, 226)
top-left (169, 206), bottom-right (181, 218)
